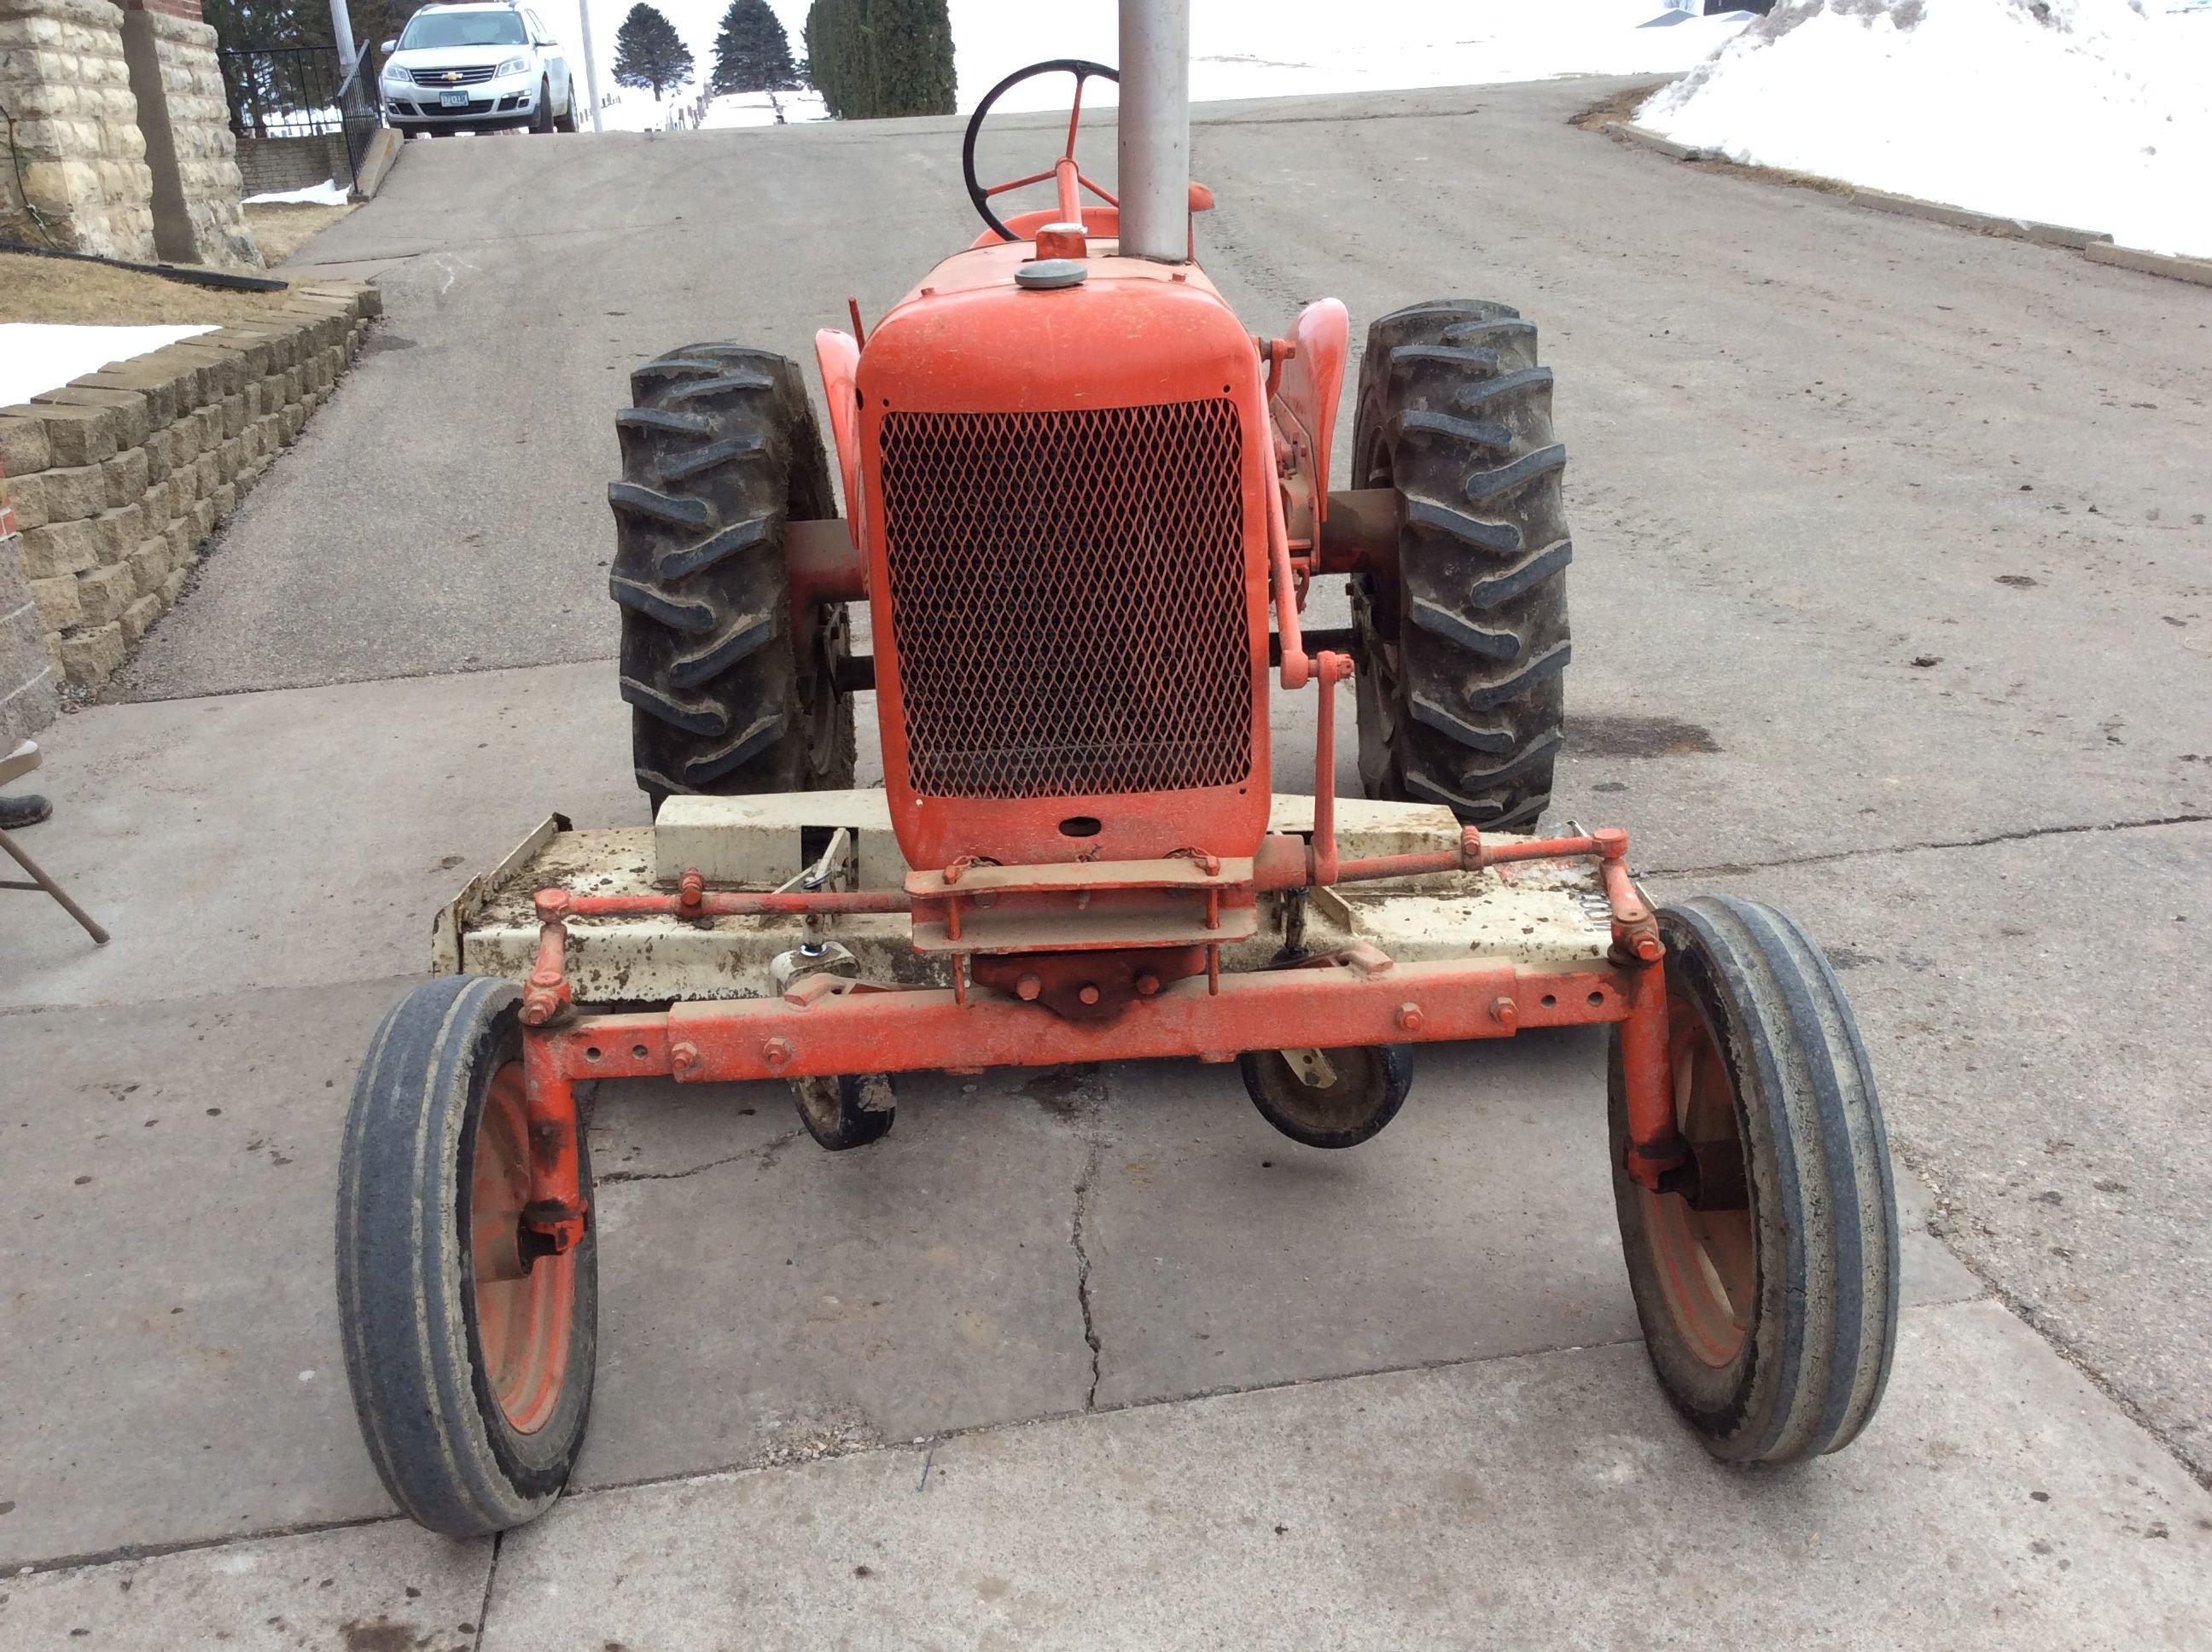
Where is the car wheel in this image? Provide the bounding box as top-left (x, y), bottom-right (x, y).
top-left (530, 78), bottom-right (555, 134)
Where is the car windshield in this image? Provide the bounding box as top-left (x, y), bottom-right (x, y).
top-left (399, 10), bottom-right (527, 49)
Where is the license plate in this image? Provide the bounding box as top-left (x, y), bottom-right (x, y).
top-left (439, 89), bottom-right (469, 108)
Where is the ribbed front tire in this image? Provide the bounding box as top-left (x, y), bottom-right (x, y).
top-left (1611, 895), bottom-right (1900, 1462)
top-left (336, 976), bottom-right (598, 1534)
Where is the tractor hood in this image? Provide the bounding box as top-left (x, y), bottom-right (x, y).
top-left (852, 241), bottom-right (1277, 874)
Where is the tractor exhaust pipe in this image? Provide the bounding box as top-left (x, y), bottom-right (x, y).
top-left (1117, 0), bottom-right (1191, 264)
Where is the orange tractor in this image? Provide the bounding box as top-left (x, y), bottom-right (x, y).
top-left (337, 2), bottom-right (1898, 1536)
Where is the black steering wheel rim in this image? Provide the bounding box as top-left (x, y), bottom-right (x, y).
top-left (962, 58), bottom-right (1118, 244)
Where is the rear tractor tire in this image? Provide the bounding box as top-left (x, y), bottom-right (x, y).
top-left (609, 344), bottom-right (855, 811)
top-left (1349, 300), bottom-right (1573, 832)
top-left (1611, 895), bottom-right (1900, 1463)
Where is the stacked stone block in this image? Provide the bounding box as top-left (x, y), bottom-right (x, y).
top-left (0, 462), bottom-right (62, 746)
top-left (0, 280), bottom-right (381, 691)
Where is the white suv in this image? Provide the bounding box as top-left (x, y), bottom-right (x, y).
top-left (381, 2), bottom-right (578, 137)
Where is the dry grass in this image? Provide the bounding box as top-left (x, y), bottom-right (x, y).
top-left (1570, 83), bottom-right (1661, 131)
top-left (0, 251), bottom-right (300, 326)
top-left (242, 201), bottom-right (357, 268)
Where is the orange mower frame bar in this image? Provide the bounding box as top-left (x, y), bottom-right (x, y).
top-left (505, 824), bottom-right (1691, 1261)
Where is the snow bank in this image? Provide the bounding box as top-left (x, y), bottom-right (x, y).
top-left (1639, 0), bottom-right (2212, 255)
top-left (0, 324), bottom-right (217, 410)
top-left (243, 179), bottom-right (349, 206)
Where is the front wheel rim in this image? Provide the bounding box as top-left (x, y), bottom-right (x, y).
top-left (469, 1062), bottom-right (574, 1434)
top-left (1637, 994), bottom-right (1755, 1368)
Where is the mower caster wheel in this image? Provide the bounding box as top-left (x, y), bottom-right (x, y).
top-left (1611, 895), bottom-right (1899, 1463)
top-left (1238, 1044), bottom-right (1412, 1149)
top-left (336, 976), bottom-right (597, 1536)
top-left (791, 1072), bottom-right (896, 1150)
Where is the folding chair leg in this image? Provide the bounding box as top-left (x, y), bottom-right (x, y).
top-left (0, 827), bottom-right (109, 945)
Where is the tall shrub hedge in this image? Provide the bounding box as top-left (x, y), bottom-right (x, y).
top-left (803, 0), bottom-right (955, 119)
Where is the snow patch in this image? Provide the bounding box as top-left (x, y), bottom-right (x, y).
top-left (0, 323), bottom-right (218, 410)
top-left (1639, 0), bottom-right (2212, 255)
top-left (243, 178), bottom-right (349, 206)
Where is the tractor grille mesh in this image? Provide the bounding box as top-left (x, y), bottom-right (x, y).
top-left (877, 400), bottom-right (1252, 800)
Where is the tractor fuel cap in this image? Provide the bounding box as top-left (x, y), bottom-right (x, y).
top-left (1016, 259), bottom-right (1088, 290)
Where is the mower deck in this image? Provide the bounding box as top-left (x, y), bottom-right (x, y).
top-left (434, 790), bottom-right (1622, 1007)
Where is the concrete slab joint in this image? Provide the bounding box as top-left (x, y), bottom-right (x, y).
top-left (0, 282), bottom-right (378, 692)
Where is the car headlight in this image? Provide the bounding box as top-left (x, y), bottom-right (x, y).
top-left (496, 55), bottom-right (528, 78)
top-left (383, 63), bottom-right (412, 83)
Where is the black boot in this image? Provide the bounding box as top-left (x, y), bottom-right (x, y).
top-left (0, 793), bottom-right (52, 829)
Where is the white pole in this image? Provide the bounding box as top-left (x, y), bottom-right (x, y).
top-left (1116, 0), bottom-right (1190, 263)
top-left (327, 0), bottom-right (358, 79)
top-left (575, 0), bottom-right (604, 131)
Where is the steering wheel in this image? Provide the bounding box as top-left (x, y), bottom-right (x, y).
top-left (962, 59), bottom-right (1120, 244)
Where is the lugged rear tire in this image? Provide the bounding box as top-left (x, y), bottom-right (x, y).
top-left (1349, 300), bottom-right (1572, 831)
top-left (609, 344), bottom-right (854, 811)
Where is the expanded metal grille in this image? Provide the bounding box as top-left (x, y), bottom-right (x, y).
top-left (877, 399), bottom-right (1252, 800)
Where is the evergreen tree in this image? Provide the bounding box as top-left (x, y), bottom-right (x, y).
top-left (803, 0), bottom-right (952, 120)
top-left (712, 0), bottom-right (799, 95)
top-left (613, 3), bottom-right (695, 102)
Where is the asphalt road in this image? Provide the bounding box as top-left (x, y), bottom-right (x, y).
top-left (4, 74), bottom-right (2209, 1645)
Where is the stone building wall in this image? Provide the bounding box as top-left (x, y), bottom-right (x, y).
top-left (137, 3), bottom-right (254, 264)
top-left (0, 0), bottom-right (158, 258)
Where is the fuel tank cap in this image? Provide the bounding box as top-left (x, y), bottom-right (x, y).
top-left (1016, 259), bottom-right (1088, 290)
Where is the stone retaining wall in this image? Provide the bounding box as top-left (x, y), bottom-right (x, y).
top-left (0, 487), bottom-right (61, 746)
top-left (0, 279), bottom-right (380, 692)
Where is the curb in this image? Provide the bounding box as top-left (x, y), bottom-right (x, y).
top-left (352, 128), bottom-right (404, 201)
top-left (2081, 241), bottom-right (2212, 289)
top-left (1604, 119), bottom-right (2209, 291)
top-left (1606, 121), bottom-right (1712, 164)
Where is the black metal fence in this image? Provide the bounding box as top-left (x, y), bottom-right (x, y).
top-left (218, 42), bottom-right (386, 194)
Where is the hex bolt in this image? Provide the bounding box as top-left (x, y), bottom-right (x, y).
top-left (1491, 996), bottom-right (1519, 1028)
top-left (1395, 1002), bottom-right (1423, 1032)
top-left (1633, 932), bottom-right (1664, 963)
top-left (669, 1041), bottom-right (700, 1074)
top-left (1016, 974), bottom-right (1043, 1001)
top-left (763, 1037), bottom-right (795, 1067)
top-left (1077, 983), bottom-right (1102, 1006)
top-left (1134, 972), bottom-right (1161, 998)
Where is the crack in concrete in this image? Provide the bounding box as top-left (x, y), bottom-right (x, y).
top-left (470, 1529), bottom-right (501, 1652)
top-left (1072, 1141), bottom-right (1104, 1412)
top-left (1893, 1139), bottom-right (2212, 1493)
top-left (597, 1126), bottom-right (803, 1186)
top-left (1644, 810), bottom-right (2212, 881)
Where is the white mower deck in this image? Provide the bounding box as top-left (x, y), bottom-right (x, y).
top-left (434, 791), bottom-right (1619, 1005)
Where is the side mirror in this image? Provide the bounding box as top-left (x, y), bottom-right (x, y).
top-left (380, 38), bottom-right (396, 53)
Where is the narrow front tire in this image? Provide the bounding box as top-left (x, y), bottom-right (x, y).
top-left (1610, 895), bottom-right (1899, 1463)
top-left (336, 976), bottom-right (597, 1535)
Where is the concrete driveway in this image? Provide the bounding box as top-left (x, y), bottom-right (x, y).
top-left (3, 76), bottom-right (2209, 1648)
